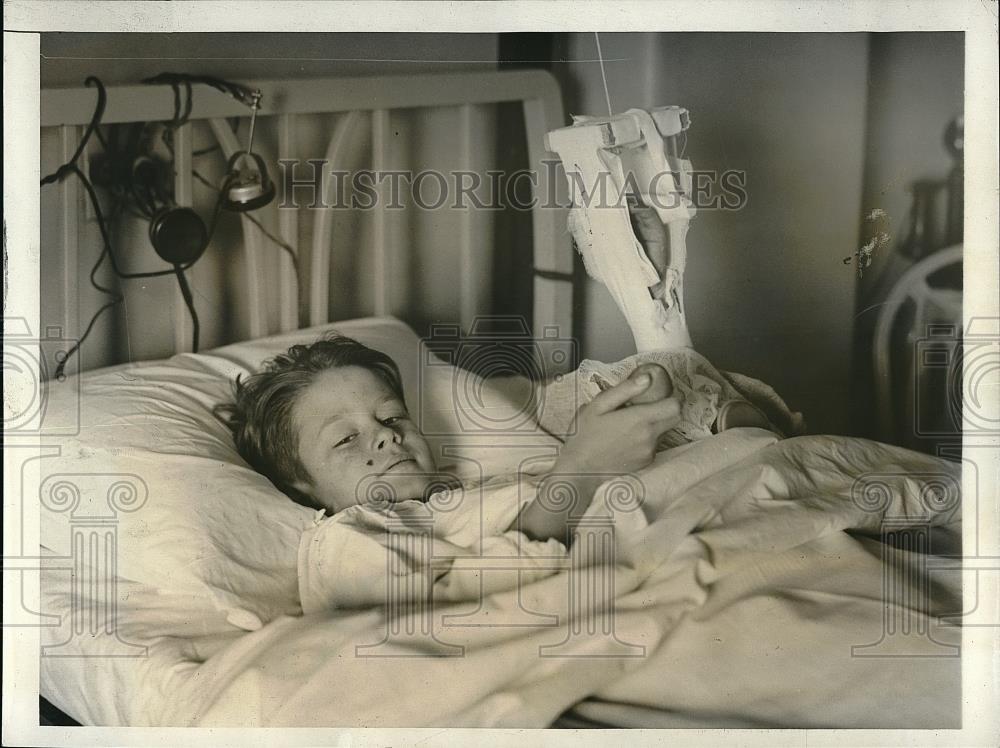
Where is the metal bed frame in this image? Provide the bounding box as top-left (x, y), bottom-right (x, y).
top-left (40, 70), bottom-right (573, 367)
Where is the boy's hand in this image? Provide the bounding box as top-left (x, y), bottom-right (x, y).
top-left (555, 369), bottom-right (681, 479)
top-left (517, 368), bottom-right (680, 543)
top-left (628, 362), bottom-right (673, 404)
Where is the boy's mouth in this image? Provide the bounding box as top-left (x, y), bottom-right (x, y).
top-left (385, 457), bottom-right (416, 472)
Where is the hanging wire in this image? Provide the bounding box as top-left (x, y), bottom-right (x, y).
top-left (172, 263), bottom-right (200, 352)
top-left (153, 75), bottom-right (298, 279)
top-left (39, 77), bottom-right (117, 379)
top-left (41, 76), bottom-right (201, 375)
top-left (43, 73), bottom-right (296, 370)
top-left (594, 32), bottom-right (614, 117)
top-left (190, 168), bottom-right (299, 278)
top-left (159, 123), bottom-right (300, 280)
top-left (141, 72), bottom-right (260, 109)
top-left (40, 76), bottom-right (106, 188)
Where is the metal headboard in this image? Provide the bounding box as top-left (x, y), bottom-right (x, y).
top-left (40, 71), bottom-right (572, 369)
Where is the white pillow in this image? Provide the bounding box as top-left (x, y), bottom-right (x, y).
top-left (39, 316), bottom-right (561, 630)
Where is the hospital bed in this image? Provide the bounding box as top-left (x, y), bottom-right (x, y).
top-left (26, 70), bottom-right (963, 729)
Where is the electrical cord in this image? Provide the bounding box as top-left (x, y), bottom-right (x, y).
top-left (40, 76), bottom-right (105, 189)
top-left (94, 126), bottom-right (109, 151)
top-left (149, 74), bottom-right (286, 354)
top-left (43, 73), bottom-right (293, 371)
top-left (191, 167), bottom-right (299, 279)
top-left (157, 110), bottom-right (301, 283)
top-left (51, 194), bottom-right (126, 381)
top-left (41, 76), bottom-right (202, 375)
top-left (152, 72), bottom-right (299, 296)
top-left (152, 74), bottom-right (297, 300)
top-left (172, 264), bottom-right (200, 352)
top-left (39, 77), bottom-right (120, 379)
top-left (142, 73), bottom-right (259, 109)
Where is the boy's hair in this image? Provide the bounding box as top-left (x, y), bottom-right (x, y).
top-left (214, 334), bottom-right (406, 507)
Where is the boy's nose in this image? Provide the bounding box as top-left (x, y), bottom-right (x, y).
top-left (375, 429), bottom-right (401, 450)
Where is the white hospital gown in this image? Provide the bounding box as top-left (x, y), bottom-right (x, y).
top-left (298, 475), bottom-right (568, 614)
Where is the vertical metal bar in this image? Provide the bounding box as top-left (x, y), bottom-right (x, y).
top-left (60, 126), bottom-right (80, 355)
top-left (371, 109), bottom-right (390, 317)
top-left (523, 96), bottom-right (574, 348)
top-left (277, 113), bottom-right (299, 332)
top-left (208, 117), bottom-right (267, 340)
top-left (241, 220), bottom-right (268, 340)
top-left (172, 123), bottom-right (194, 353)
top-left (457, 104), bottom-right (494, 332)
top-left (310, 110), bottom-right (363, 326)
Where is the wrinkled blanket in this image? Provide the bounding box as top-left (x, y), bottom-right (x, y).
top-left (41, 429), bottom-right (962, 728)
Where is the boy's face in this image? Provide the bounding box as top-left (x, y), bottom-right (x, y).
top-left (291, 366), bottom-right (437, 513)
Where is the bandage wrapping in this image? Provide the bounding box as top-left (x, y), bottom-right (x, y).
top-left (535, 348), bottom-right (805, 446)
top-left (545, 107), bottom-right (697, 352)
top-left (537, 349), bottom-right (743, 448)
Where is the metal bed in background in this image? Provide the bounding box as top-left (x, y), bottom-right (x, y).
top-left (39, 71), bottom-right (574, 374)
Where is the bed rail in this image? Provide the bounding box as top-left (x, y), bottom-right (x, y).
top-left (40, 71), bottom-right (572, 371)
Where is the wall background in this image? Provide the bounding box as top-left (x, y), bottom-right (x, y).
top-left (553, 32), bottom-right (870, 435)
top-left (852, 33), bottom-right (964, 442)
top-left (550, 32), bottom-right (962, 436)
top-left (39, 33), bottom-right (502, 86)
top-left (39, 32), bottom-right (964, 439)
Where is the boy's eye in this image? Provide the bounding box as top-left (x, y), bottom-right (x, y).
top-left (333, 433), bottom-right (357, 448)
top-left (381, 415), bottom-right (407, 426)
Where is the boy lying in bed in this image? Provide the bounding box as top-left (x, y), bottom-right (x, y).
top-left (216, 206), bottom-right (787, 611)
top-left (219, 334), bottom-right (679, 535)
top-left (217, 330), bottom-right (786, 611)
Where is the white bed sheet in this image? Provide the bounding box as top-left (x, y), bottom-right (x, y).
top-left (41, 427), bottom-right (962, 728)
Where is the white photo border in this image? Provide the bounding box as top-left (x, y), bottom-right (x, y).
top-left (3, 1), bottom-right (998, 746)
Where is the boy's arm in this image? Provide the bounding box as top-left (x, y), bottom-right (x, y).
top-left (515, 472), bottom-right (605, 543)
top-left (513, 370), bottom-right (681, 543)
